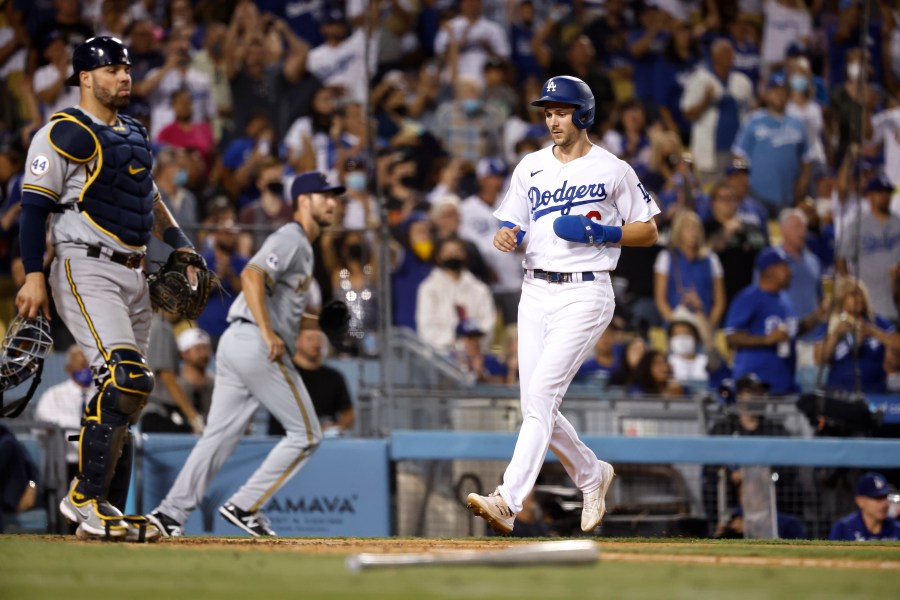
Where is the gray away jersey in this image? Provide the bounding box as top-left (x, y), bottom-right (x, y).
top-left (227, 222), bottom-right (313, 354)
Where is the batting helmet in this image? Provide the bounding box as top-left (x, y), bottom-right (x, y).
top-left (64, 36), bottom-right (131, 86)
top-left (0, 315), bottom-right (53, 394)
top-left (531, 76), bottom-right (595, 130)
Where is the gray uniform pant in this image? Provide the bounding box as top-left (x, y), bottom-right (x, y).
top-left (158, 321), bottom-right (322, 523)
top-left (49, 246), bottom-right (152, 369)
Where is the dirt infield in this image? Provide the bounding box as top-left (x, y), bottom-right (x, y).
top-left (52, 536), bottom-right (900, 571)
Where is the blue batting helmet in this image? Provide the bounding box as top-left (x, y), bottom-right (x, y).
top-left (65, 36), bottom-right (131, 86)
top-left (531, 76), bottom-right (595, 129)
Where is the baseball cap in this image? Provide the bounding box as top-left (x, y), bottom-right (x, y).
top-left (755, 247), bottom-right (789, 272)
top-left (856, 472), bottom-right (890, 498)
top-left (725, 157), bottom-right (750, 176)
top-left (177, 328), bottom-right (211, 353)
top-left (476, 158), bottom-right (508, 179)
top-left (290, 171), bottom-right (346, 198)
top-left (735, 373), bottom-right (770, 393)
top-left (865, 173), bottom-right (894, 193)
top-left (768, 71), bottom-right (786, 88)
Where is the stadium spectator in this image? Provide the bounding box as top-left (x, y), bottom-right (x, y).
top-left (652, 137), bottom-right (708, 226)
top-left (433, 0), bottom-right (510, 82)
top-left (429, 195), bottom-right (491, 286)
top-left (574, 317), bottom-right (623, 384)
top-left (627, 2), bottom-right (672, 105)
top-left (508, 0), bottom-right (541, 85)
top-left (27, 0), bottom-right (93, 76)
top-left (415, 236), bottom-right (496, 354)
top-left (196, 198), bottom-right (247, 348)
top-left (608, 336), bottom-right (648, 389)
top-left (145, 147), bottom-right (199, 267)
top-left (829, 472), bottom-right (899, 541)
top-left (321, 229), bottom-right (379, 355)
top-left (665, 307), bottom-right (725, 389)
top-left (284, 85), bottom-right (340, 177)
top-left (814, 278), bottom-right (900, 394)
top-left (785, 56), bottom-right (826, 194)
top-left (459, 158), bottom-right (522, 325)
top-left (224, 14), bottom-right (280, 137)
top-left (828, 47), bottom-right (877, 170)
top-left (269, 325), bottom-right (356, 437)
top-left (433, 77), bottom-right (504, 165)
top-left (760, 0), bottom-right (812, 73)
top-left (705, 181), bottom-right (769, 306)
top-left (174, 328), bottom-right (215, 422)
top-left (723, 158), bottom-right (769, 242)
top-left (237, 157), bottom-right (292, 255)
top-left (732, 71), bottom-right (811, 217)
top-left (142, 311), bottom-right (204, 434)
top-left (482, 57), bottom-right (517, 121)
top-left (190, 22), bottom-right (231, 140)
top-left (450, 320), bottom-right (507, 384)
top-left (727, 13), bottom-right (761, 89)
top-left (653, 20), bottom-right (700, 140)
top-left (135, 27), bottom-right (214, 140)
top-left (826, 1), bottom-right (885, 88)
top-left (0, 424), bottom-right (38, 533)
top-left (305, 6), bottom-right (376, 104)
top-left (776, 208), bottom-right (822, 338)
top-left (600, 99), bottom-right (653, 178)
top-left (341, 158), bottom-right (378, 231)
top-left (724, 247), bottom-right (800, 395)
top-left (584, 0), bottom-right (634, 101)
top-left (681, 38), bottom-right (753, 185)
top-left (836, 173), bottom-right (900, 320)
top-left (391, 212), bottom-right (434, 330)
top-left (126, 19), bottom-right (164, 89)
top-left (630, 349), bottom-right (685, 398)
top-left (33, 345), bottom-right (93, 477)
top-left (654, 210), bottom-right (725, 326)
top-left (32, 30), bottom-right (78, 121)
top-left (156, 88), bottom-right (215, 167)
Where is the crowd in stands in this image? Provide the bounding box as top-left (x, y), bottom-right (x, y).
top-left (1, 0), bottom-right (900, 405)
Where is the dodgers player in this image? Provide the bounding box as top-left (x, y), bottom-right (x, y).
top-left (15, 37), bottom-right (199, 542)
top-left (148, 172), bottom-right (341, 537)
top-left (466, 76), bottom-right (660, 534)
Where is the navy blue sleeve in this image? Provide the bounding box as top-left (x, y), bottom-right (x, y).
top-left (19, 195), bottom-right (52, 274)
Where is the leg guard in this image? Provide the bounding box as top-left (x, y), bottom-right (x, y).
top-left (107, 429), bottom-right (133, 510)
top-left (75, 348), bottom-right (154, 502)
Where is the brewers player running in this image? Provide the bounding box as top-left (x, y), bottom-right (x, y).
top-left (466, 76), bottom-right (660, 534)
top-left (148, 172), bottom-right (341, 537)
top-left (15, 37), bottom-right (200, 542)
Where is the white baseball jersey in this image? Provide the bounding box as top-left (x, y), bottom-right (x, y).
top-left (493, 144), bottom-right (660, 272)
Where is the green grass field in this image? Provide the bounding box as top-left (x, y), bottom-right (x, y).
top-left (1, 536), bottom-right (898, 600)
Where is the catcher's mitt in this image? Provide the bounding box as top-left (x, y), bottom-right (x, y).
top-left (147, 250), bottom-right (215, 320)
top-left (319, 300), bottom-right (350, 347)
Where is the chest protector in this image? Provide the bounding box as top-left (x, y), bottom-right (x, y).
top-left (50, 108), bottom-right (154, 247)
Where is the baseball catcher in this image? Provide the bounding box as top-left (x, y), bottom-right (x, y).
top-left (147, 250), bottom-right (216, 320)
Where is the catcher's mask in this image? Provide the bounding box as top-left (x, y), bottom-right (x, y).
top-left (1, 314), bottom-right (54, 418)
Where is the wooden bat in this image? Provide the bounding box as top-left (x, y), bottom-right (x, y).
top-left (345, 540), bottom-right (599, 572)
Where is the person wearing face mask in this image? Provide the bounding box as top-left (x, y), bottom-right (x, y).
top-left (785, 58), bottom-right (826, 197)
top-left (433, 77), bottom-right (504, 164)
top-left (34, 345), bottom-right (96, 480)
top-left (237, 158), bottom-right (292, 255)
top-left (145, 146), bottom-right (199, 267)
top-left (829, 47), bottom-right (876, 168)
top-left (341, 158), bottom-right (378, 231)
top-left (415, 236), bottom-right (497, 353)
top-left (666, 307), bottom-right (730, 390)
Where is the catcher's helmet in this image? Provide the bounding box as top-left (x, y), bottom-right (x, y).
top-left (0, 315), bottom-right (53, 394)
top-left (531, 76), bottom-right (595, 130)
top-left (65, 36), bottom-right (131, 86)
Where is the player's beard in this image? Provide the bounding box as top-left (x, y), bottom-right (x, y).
top-left (92, 82), bottom-right (131, 110)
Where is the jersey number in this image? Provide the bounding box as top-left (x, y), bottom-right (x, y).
top-left (31, 157), bottom-right (48, 172)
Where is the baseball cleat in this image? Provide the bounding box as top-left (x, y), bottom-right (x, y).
top-left (60, 491), bottom-right (128, 540)
top-left (581, 460), bottom-right (615, 532)
top-left (466, 488), bottom-right (516, 535)
top-left (121, 515), bottom-right (162, 543)
top-left (219, 502), bottom-right (276, 537)
top-left (147, 510), bottom-right (184, 538)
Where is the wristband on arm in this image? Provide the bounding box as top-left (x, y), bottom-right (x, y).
top-left (500, 221), bottom-right (527, 245)
top-left (163, 226), bottom-right (194, 251)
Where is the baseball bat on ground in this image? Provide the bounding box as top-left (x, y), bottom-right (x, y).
top-left (345, 540), bottom-right (599, 572)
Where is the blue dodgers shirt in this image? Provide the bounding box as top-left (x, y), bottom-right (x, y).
top-left (732, 110), bottom-right (809, 209)
top-left (723, 284), bottom-right (799, 394)
top-left (829, 511), bottom-right (900, 541)
top-left (814, 316), bottom-right (896, 393)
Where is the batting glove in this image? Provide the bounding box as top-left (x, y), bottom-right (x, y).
top-left (553, 215), bottom-right (622, 245)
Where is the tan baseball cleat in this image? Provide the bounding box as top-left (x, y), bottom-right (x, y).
top-left (466, 488), bottom-right (516, 535)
